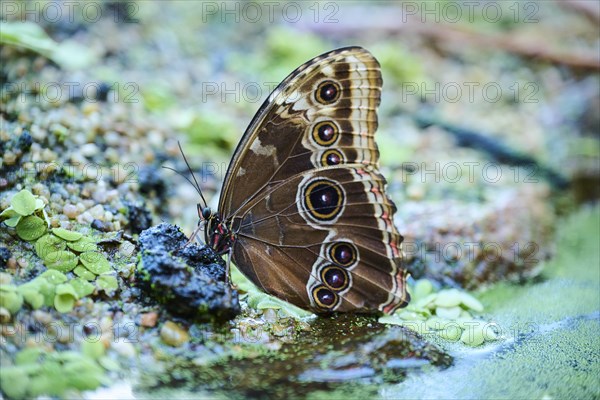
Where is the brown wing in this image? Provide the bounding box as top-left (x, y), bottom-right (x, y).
top-left (230, 166), bottom-right (409, 313)
top-left (219, 46), bottom-right (382, 217)
top-left (219, 47), bottom-right (409, 313)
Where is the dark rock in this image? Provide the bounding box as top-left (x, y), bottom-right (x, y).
top-left (136, 223), bottom-right (239, 322)
top-left (125, 201), bottom-right (153, 234)
top-left (138, 166), bottom-right (168, 199)
top-left (17, 131), bottom-right (33, 152)
top-left (91, 219), bottom-right (109, 232)
top-left (0, 247), bottom-right (11, 268)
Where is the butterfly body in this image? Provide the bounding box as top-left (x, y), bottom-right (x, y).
top-left (203, 47), bottom-right (410, 314)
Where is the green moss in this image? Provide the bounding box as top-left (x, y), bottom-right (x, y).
top-left (479, 206), bottom-right (600, 327)
top-left (390, 206), bottom-right (600, 398)
top-left (459, 318), bottom-right (600, 399)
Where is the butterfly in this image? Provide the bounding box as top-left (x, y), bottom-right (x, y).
top-left (193, 46), bottom-right (410, 314)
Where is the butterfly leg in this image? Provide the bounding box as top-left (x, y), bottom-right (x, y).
top-left (225, 247), bottom-right (232, 286)
top-left (181, 220), bottom-right (205, 249)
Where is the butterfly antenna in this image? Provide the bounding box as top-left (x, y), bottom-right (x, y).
top-left (162, 141), bottom-right (208, 209)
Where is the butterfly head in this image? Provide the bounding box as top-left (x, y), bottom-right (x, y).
top-left (198, 204), bottom-right (234, 255)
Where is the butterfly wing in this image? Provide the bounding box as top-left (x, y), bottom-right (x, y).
top-left (219, 47), bottom-right (409, 313)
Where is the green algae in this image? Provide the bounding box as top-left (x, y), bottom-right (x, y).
top-left (479, 205), bottom-right (600, 326)
top-left (386, 205), bottom-right (600, 399)
top-left (460, 316), bottom-right (600, 399)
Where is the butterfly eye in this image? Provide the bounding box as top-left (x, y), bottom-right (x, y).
top-left (321, 149), bottom-right (343, 166)
top-left (329, 242), bottom-right (358, 267)
top-left (312, 285), bottom-right (339, 309)
top-left (315, 80), bottom-right (341, 104)
top-left (312, 121), bottom-right (339, 146)
top-left (321, 265), bottom-right (350, 291)
top-left (304, 179), bottom-right (344, 221)
top-left (201, 207), bottom-right (212, 220)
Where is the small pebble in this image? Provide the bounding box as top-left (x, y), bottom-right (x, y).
top-left (80, 143), bottom-right (99, 157)
top-left (63, 204), bottom-right (79, 219)
top-left (112, 340), bottom-right (137, 358)
top-left (89, 204), bottom-right (105, 219)
top-left (7, 257), bottom-right (17, 270)
top-left (33, 310), bottom-right (53, 325)
top-left (119, 242), bottom-right (136, 258)
top-left (3, 151), bottom-right (16, 165)
top-left (0, 307), bottom-right (11, 323)
top-left (140, 312), bottom-right (158, 327)
top-left (160, 321), bottom-right (189, 347)
top-left (41, 148), bottom-right (57, 162)
top-left (262, 308), bottom-right (277, 323)
top-left (17, 258), bottom-right (28, 268)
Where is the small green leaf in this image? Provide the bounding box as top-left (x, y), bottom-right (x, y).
top-left (435, 289), bottom-right (462, 308)
top-left (80, 251), bottom-right (111, 274)
top-left (256, 299), bottom-right (283, 310)
top-left (54, 289), bottom-right (77, 313)
top-left (19, 288), bottom-right (45, 309)
top-left (29, 375), bottom-right (54, 397)
top-left (98, 356), bottom-right (120, 371)
top-left (378, 314), bottom-right (406, 326)
top-left (55, 283), bottom-right (79, 299)
top-left (35, 198), bottom-right (45, 210)
top-left (44, 250), bottom-right (78, 272)
top-left (0, 366), bottom-right (30, 398)
top-left (461, 324), bottom-right (486, 346)
top-left (81, 339), bottom-right (105, 359)
top-left (63, 358), bottom-right (105, 390)
top-left (70, 277), bottom-right (95, 297)
top-left (0, 288), bottom-right (23, 314)
top-left (0, 284), bottom-right (17, 292)
top-left (66, 236), bottom-right (98, 252)
top-left (15, 347), bottom-right (45, 365)
top-left (0, 207), bottom-right (18, 218)
top-left (413, 279), bottom-right (434, 300)
top-left (1, 207), bottom-right (22, 227)
top-left (23, 277), bottom-right (57, 306)
top-left (35, 234), bottom-right (66, 258)
top-left (52, 228), bottom-right (82, 241)
top-left (16, 215), bottom-right (47, 241)
top-left (0, 21), bottom-right (97, 70)
top-left (4, 214), bottom-right (22, 227)
top-left (11, 189), bottom-right (37, 216)
top-left (435, 306), bottom-right (462, 320)
top-left (459, 292), bottom-right (484, 313)
top-left (51, 351), bottom-right (82, 363)
top-left (95, 275), bottom-right (118, 294)
top-left (73, 266), bottom-right (97, 281)
top-left (40, 269), bottom-right (68, 284)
